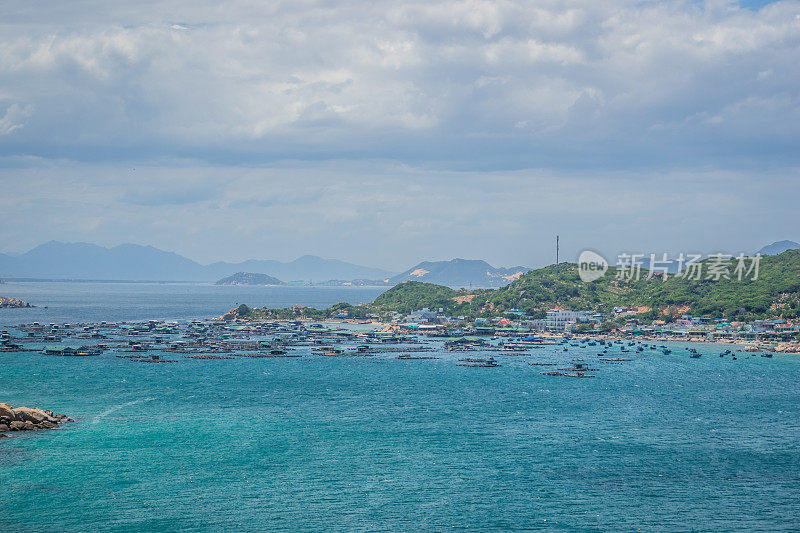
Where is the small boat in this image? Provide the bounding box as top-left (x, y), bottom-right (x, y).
top-left (558, 362), bottom-right (597, 372)
top-left (134, 355), bottom-right (176, 363)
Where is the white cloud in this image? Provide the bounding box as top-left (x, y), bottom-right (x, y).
top-left (0, 0), bottom-right (795, 167)
top-left (0, 103), bottom-right (32, 134)
top-left (0, 1), bottom-right (797, 266)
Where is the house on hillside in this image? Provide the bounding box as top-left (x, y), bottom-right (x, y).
top-left (546, 309), bottom-right (590, 331)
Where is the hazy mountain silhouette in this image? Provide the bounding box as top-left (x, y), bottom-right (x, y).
top-left (758, 240), bottom-right (800, 256)
top-left (0, 241), bottom-right (394, 282)
top-left (389, 259), bottom-right (529, 288)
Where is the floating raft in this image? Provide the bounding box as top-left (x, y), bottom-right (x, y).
top-left (540, 371), bottom-right (594, 378)
top-left (457, 357), bottom-right (500, 367)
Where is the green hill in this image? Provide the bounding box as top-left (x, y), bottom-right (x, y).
top-left (370, 281), bottom-right (493, 315)
top-left (469, 250), bottom-right (800, 320)
top-left (223, 250), bottom-right (800, 322)
top-left (215, 272), bottom-right (285, 286)
top-left (370, 281), bottom-right (457, 312)
top-left (369, 250), bottom-right (800, 321)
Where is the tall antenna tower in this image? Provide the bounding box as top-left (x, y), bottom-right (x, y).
top-left (556, 235), bottom-right (560, 266)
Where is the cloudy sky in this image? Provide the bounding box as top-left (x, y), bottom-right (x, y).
top-left (1, 0), bottom-right (798, 270)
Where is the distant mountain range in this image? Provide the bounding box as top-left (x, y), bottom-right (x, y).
top-left (2, 240), bottom-right (792, 287)
top-left (758, 240), bottom-right (800, 256)
top-left (389, 259), bottom-right (529, 288)
top-left (0, 241), bottom-right (394, 282)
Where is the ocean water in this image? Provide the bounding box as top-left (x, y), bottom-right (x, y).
top-left (0, 282), bottom-right (388, 324)
top-left (1, 287), bottom-right (800, 531)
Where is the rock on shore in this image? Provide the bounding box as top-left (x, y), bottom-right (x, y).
top-left (0, 403), bottom-right (73, 436)
top-left (0, 297), bottom-right (33, 308)
top-left (773, 342), bottom-right (800, 354)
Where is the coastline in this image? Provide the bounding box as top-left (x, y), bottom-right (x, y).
top-left (216, 315), bottom-right (800, 354)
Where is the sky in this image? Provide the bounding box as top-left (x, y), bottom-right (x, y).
top-left (0, 0), bottom-right (798, 271)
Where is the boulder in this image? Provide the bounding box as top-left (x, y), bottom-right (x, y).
top-left (13, 407), bottom-right (56, 424)
top-left (1, 403), bottom-right (71, 433)
top-left (0, 403), bottom-right (14, 419)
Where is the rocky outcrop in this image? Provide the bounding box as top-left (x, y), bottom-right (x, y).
top-left (0, 297), bottom-right (33, 308)
top-left (773, 341), bottom-right (800, 354)
top-left (215, 272), bottom-right (285, 286)
top-left (0, 403), bottom-right (72, 436)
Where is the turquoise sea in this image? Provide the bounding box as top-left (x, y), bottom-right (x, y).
top-left (0, 282), bottom-right (388, 324)
top-left (1, 284), bottom-right (800, 531)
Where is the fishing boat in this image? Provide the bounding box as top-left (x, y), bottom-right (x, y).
top-left (558, 362), bottom-right (597, 372)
